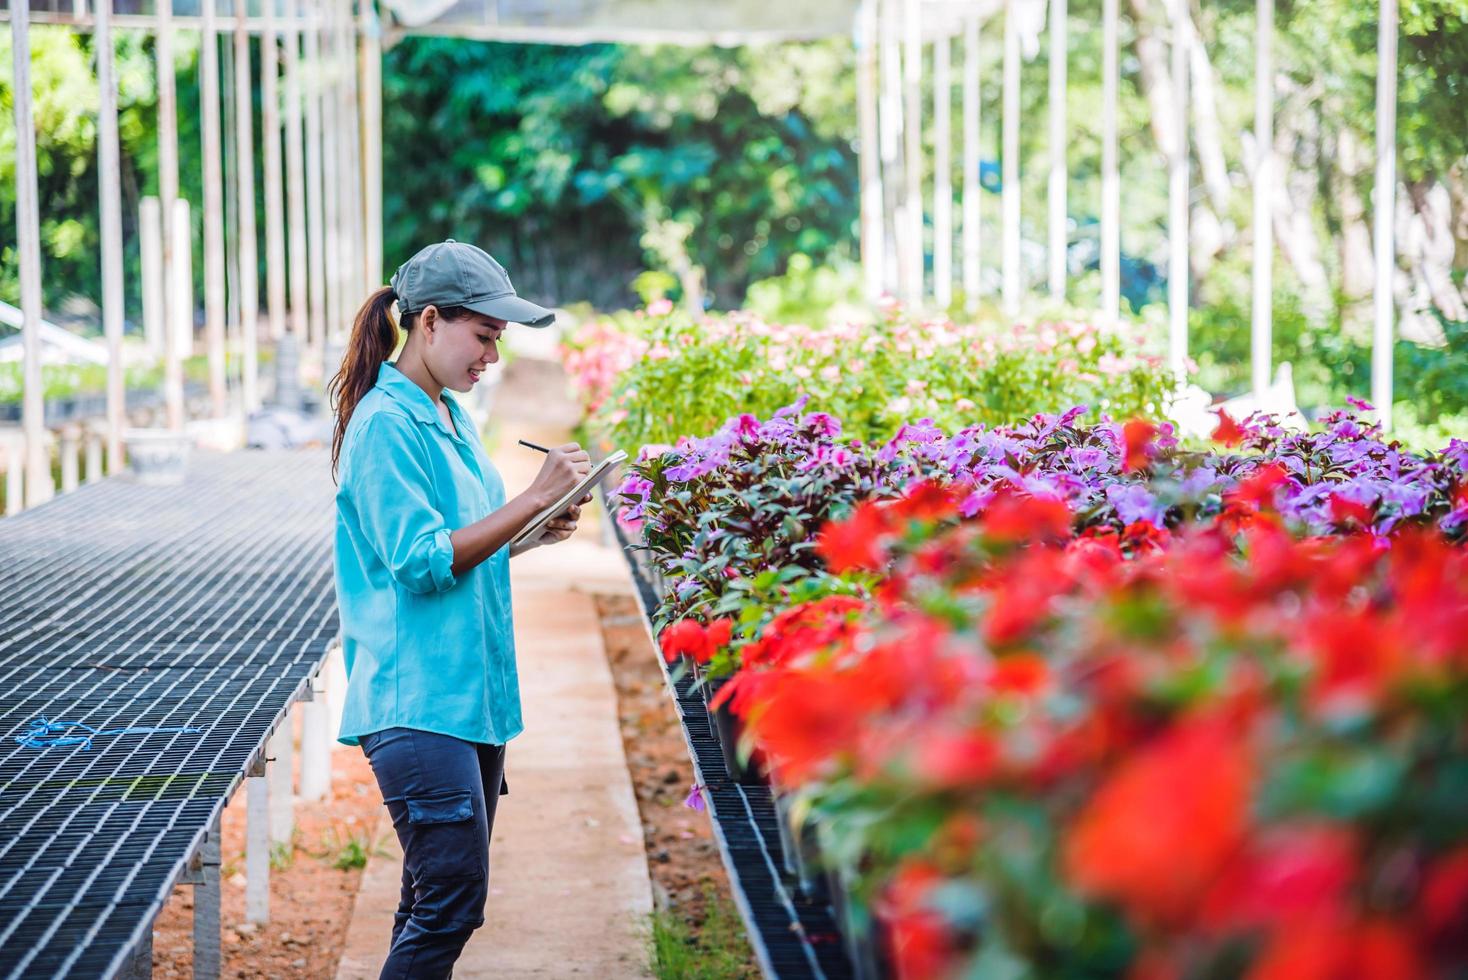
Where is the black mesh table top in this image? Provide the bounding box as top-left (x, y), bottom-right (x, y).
top-left (0, 450), bottom-right (339, 979)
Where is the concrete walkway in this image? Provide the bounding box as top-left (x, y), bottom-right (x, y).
top-left (336, 358), bottom-right (653, 979)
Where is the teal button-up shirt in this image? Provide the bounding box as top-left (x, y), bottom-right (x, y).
top-left (333, 361), bottom-right (522, 747)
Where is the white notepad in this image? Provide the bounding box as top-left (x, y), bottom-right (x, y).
top-left (511, 450), bottom-right (628, 546)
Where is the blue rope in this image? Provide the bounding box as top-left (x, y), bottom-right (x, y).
top-left (14, 716), bottom-right (204, 751)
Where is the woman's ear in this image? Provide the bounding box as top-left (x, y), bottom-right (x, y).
top-left (420, 305), bottom-right (438, 339)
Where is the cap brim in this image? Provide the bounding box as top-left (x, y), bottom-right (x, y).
top-left (465, 294), bottom-right (556, 328)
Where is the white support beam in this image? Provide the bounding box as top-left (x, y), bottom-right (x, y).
top-left (262, 6), bottom-right (290, 349)
top-left (245, 769), bottom-right (270, 924)
top-left (856, 0), bottom-right (885, 303)
top-left (961, 14), bottom-right (981, 311)
top-left (1100, 0), bottom-right (1120, 322)
top-left (1001, 0), bottom-right (1021, 315)
top-left (933, 32), bottom-right (953, 311)
top-left (304, 0), bottom-right (329, 352)
top-left (171, 197), bottom-right (195, 359)
top-left (1251, 0), bottom-right (1274, 398)
top-left (267, 723), bottom-right (294, 844)
top-left (900, 0), bottom-right (923, 306)
top-left (1167, 0), bottom-right (1190, 381)
top-left (201, 0), bottom-right (229, 418)
top-left (360, 0), bottom-right (385, 291)
top-left (96, 0), bottom-right (127, 472)
top-left (235, 6), bottom-right (262, 412)
top-left (1372, 0), bottom-right (1398, 430)
top-left (878, 0), bottom-right (903, 296)
top-left (11, 0), bottom-right (51, 510)
top-left (285, 0), bottom-right (310, 345)
top-left (322, 0), bottom-right (345, 364)
top-left (158, 0), bottom-right (185, 431)
top-left (1047, 0), bottom-right (1067, 302)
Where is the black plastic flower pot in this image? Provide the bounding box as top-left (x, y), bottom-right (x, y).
top-left (773, 789), bottom-right (827, 901)
top-left (824, 865), bottom-right (888, 980)
top-left (704, 677), bottom-right (766, 786)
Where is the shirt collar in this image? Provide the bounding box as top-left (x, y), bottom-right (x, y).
top-left (376, 361), bottom-right (467, 441)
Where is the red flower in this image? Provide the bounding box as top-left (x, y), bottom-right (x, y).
top-left (1328, 493), bottom-right (1374, 528)
top-left (1211, 408), bottom-right (1246, 447)
top-left (1247, 916), bottom-right (1423, 980)
top-left (658, 617), bottom-right (735, 665)
top-left (989, 652), bottom-right (1050, 696)
top-left (1421, 846), bottom-right (1468, 938)
top-left (1064, 720), bottom-right (1253, 927)
top-left (816, 500), bottom-right (892, 573)
top-left (1231, 462), bottom-right (1290, 511)
top-left (981, 488), bottom-right (1073, 544)
top-left (1123, 419), bottom-right (1158, 472)
top-left (912, 728), bottom-right (1000, 789)
top-left (1200, 823), bottom-right (1358, 933)
top-left (879, 860), bottom-right (958, 980)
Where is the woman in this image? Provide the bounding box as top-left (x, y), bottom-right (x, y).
top-left (329, 240), bottom-right (591, 978)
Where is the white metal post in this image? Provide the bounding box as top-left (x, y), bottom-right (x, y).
top-left (962, 14), bottom-right (981, 311)
top-left (901, 0), bottom-right (923, 306)
top-left (1251, 0), bottom-right (1274, 398)
top-left (934, 32), bottom-right (953, 311)
top-left (201, 0), bottom-right (229, 418)
top-left (304, 0), bottom-right (329, 352)
top-left (171, 197), bottom-right (194, 359)
top-left (1001, 0), bottom-right (1021, 314)
top-left (1372, 0), bottom-right (1398, 429)
top-left (1167, 0), bottom-right (1190, 381)
top-left (360, 0), bottom-right (385, 291)
top-left (262, 4), bottom-right (289, 349)
top-left (245, 763), bottom-right (270, 924)
top-left (856, 0), bottom-right (885, 303)
top-left (299, 675), bottom-right (332, 803)
top-left (11, 0), bottom-right (51, 510)
top-left (267, 723), bottom-right (294, 845)
top-left (1100, 0), bottom-right (1120, 322)
top-left (878, 0), bottom-right (904, 296)
top-left (1048, 0), bottom-right (1068, 301)
top-left (158, 0), bottom-right (185, 431)
top-left (285, 0), bottom-right (310, 343)
top-left (96, 0), bottom-right (127, 472)
top-left (235, 3), bottom-right (262, 412)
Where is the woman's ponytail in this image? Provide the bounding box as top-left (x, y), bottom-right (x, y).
top-left (329, 286), bottom-right (400, 477)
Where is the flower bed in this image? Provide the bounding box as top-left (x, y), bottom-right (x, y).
top-left (612, 401), bottom-right (1468, 977)
top-left (563, 304), bottom-right (1172, 449)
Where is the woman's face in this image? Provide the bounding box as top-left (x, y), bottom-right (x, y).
top-left (420, 306), bottom-right (506, 392)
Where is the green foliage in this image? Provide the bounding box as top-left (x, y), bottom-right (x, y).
top-left (314, 823), bottom-right (391, 872)
top-left (648, 885), bottom-right (756, 980)
top-left (382, 38), bottom-right (857, 310)
top-left (574, 307), bottom-right (1173, 450)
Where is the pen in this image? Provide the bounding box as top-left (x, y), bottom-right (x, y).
top-left (518, 439), bottom-right (551, 453)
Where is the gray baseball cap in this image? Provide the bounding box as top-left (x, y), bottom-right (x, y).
top-left (390, 239), bottom-right (555, 328)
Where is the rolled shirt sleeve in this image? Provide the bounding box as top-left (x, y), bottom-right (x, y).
top-left (346, 412), bottom-right (458, 594)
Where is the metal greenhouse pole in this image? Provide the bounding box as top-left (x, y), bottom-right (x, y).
top-left (235, 0), bottom-right (262, 412)
top-left (1047, 0), bottom-right (1067, 301)
top-left (1100, 0), bottom-right (1120, 323)
top-left (879, 0), bottom-right (904, 295)
top-left (10, 0), bottom-right (51, 508)
top-left (262, 4), bottom-right (290, 346)
top-left (1167, 0), bottom-right (1189, 380)
top-left (1001, 0), bottom-right (1020, 314)
top-left (96, 0), bottom-right (127, 471)
top-left (304, 0), bottom-right (329, 351)
top-left (1250, 0), bottom-right (1274, 398)
top-left (285, 0), bottom-right (311, 341)
top-left (961, 13), bottom-right (981, 311)
top-left (901, 0), bottom-right (924, 306)
top-left (158, 0), bottom-right (186, 430)
top-left (202, 0), bottom-right (230, 417)
top-left (1372, 0), bottom-right (1398, 430)
top-left (857, 0), bottom-right (884, 302)
top-left (934, 31), bottom-right (953, 310)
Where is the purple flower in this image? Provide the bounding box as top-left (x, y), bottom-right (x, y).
top-left (1106, 483), bottom-right (1165, 528)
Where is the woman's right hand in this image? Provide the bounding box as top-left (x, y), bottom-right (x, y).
top-left (528, 443), bottom-right (591, 507)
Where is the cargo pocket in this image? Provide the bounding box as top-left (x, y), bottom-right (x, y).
top-left (404, 791), bottom-right (483, 880)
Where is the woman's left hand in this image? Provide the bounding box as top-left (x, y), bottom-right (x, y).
top-left (534, 493), bottom-right (593, 547)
